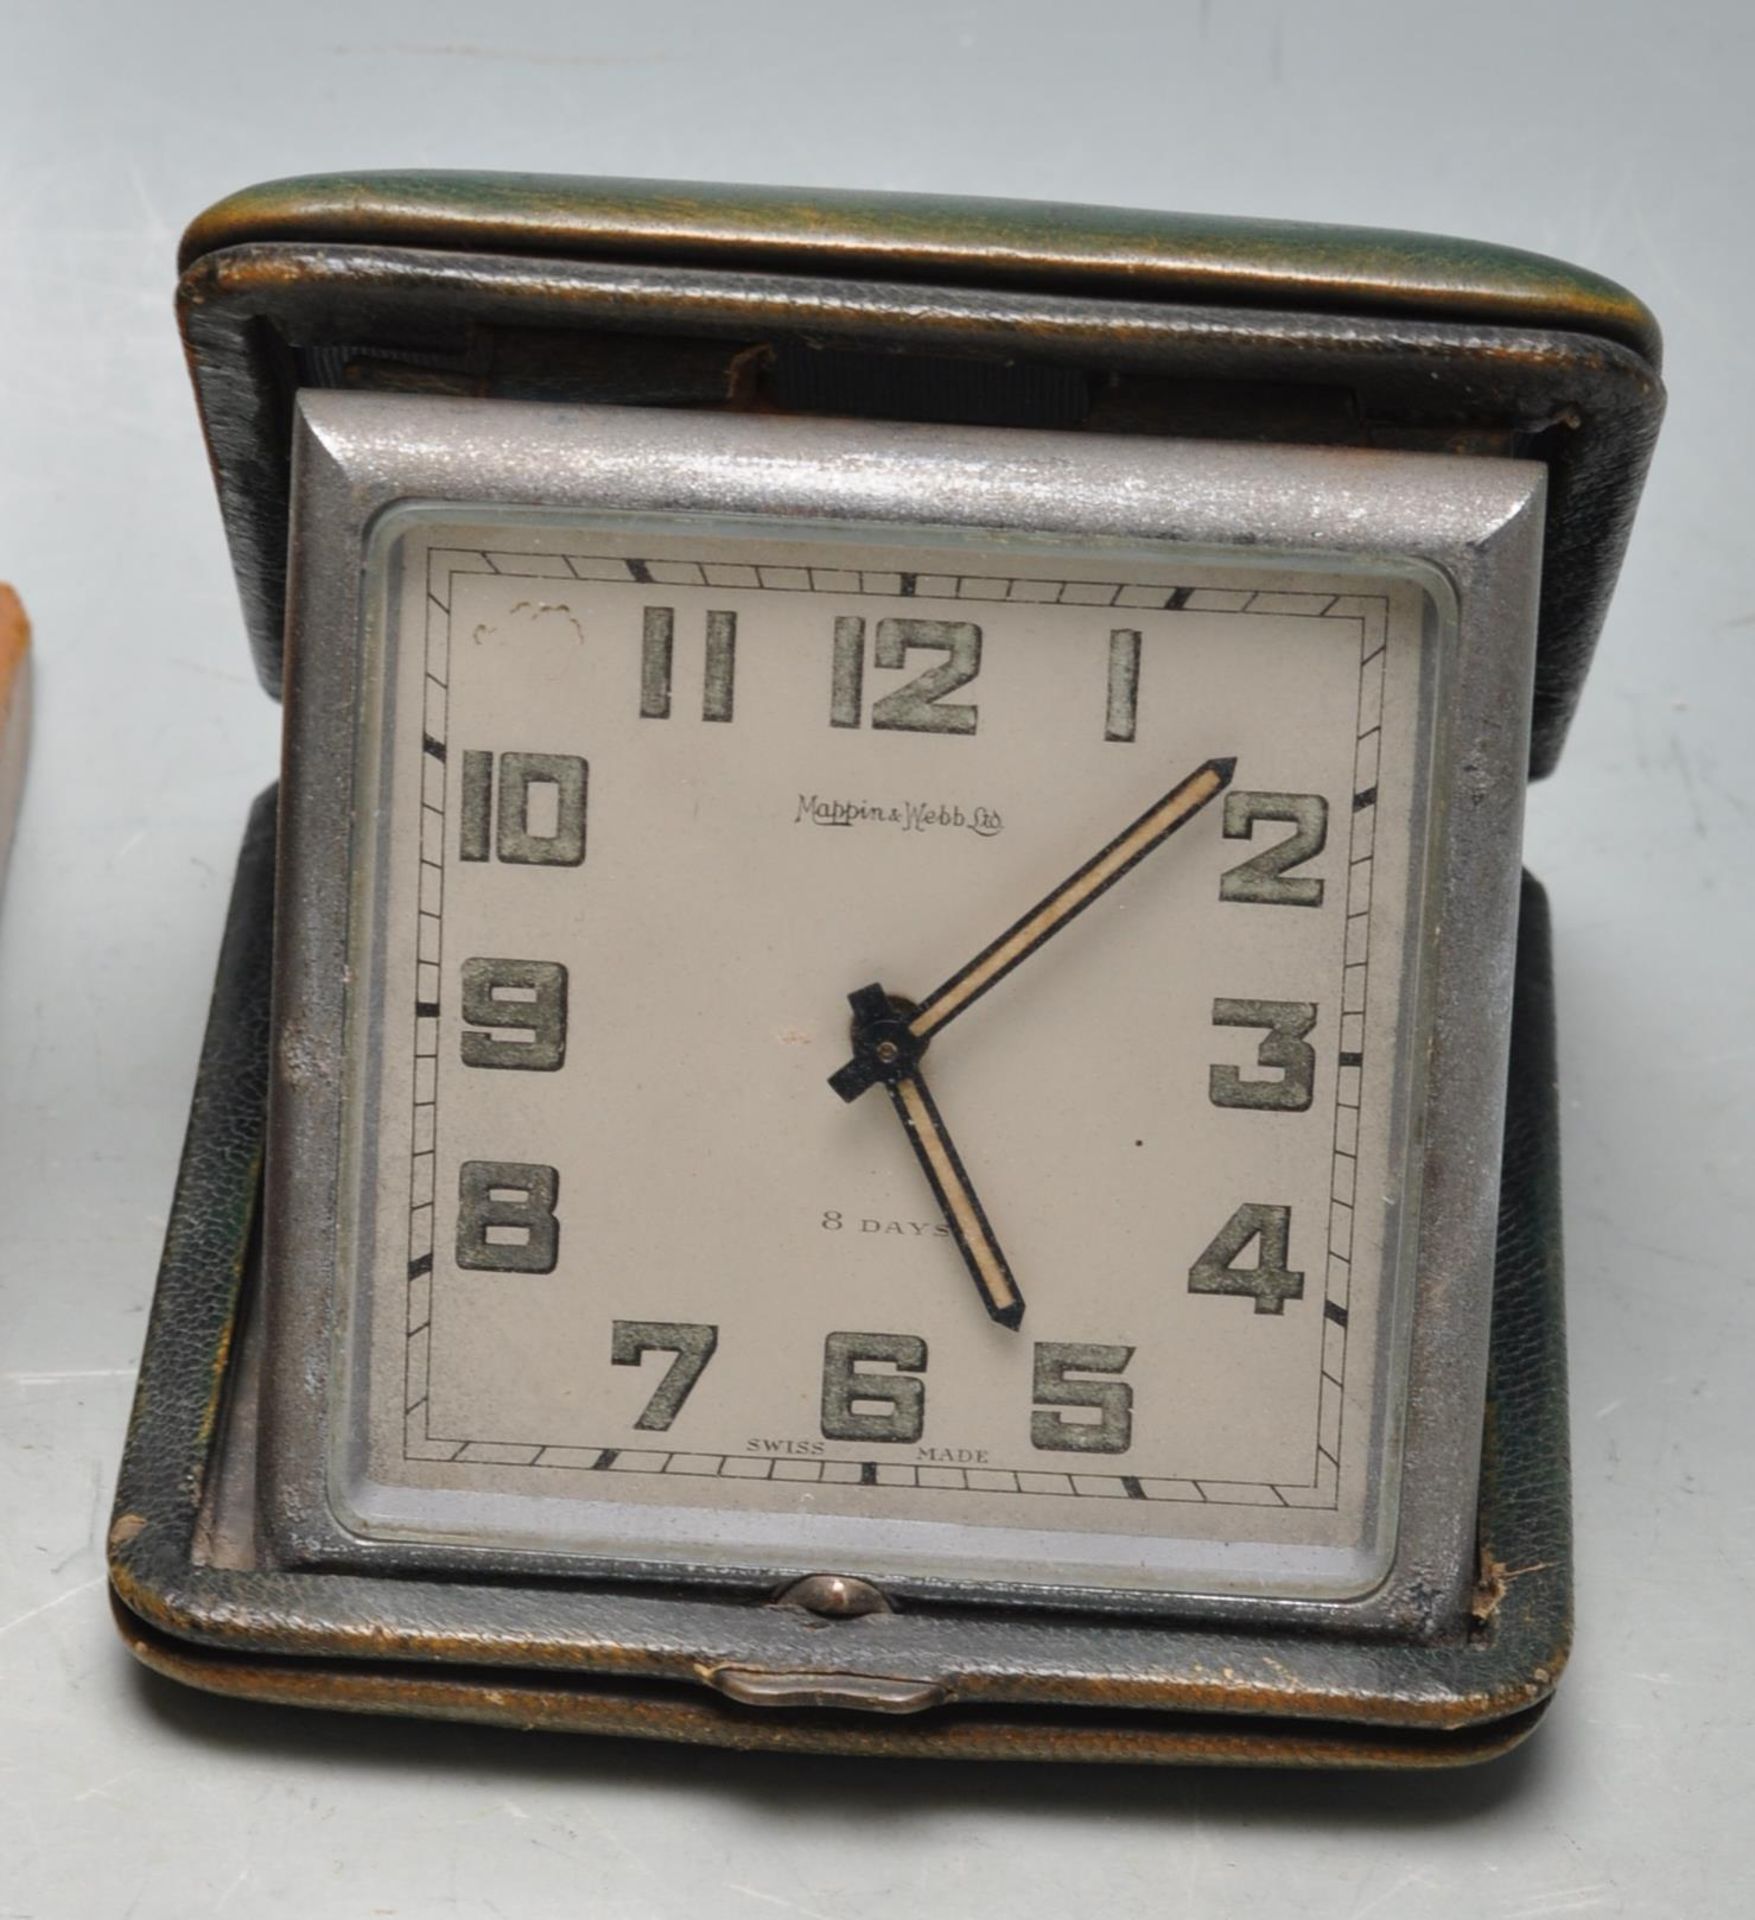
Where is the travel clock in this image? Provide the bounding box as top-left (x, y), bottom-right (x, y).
top-left (109, 174), bottom-right (1662, 1767)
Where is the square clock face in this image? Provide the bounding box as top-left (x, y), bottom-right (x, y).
top-left (267, 396), bottom-right (1543, 1617)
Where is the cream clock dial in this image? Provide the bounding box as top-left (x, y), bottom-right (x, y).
top-left (317, 492), bottom-right (1440, 1603)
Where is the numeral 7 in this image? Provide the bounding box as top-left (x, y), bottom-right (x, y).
top-left (611, 1320), bottom-right (719, 1430)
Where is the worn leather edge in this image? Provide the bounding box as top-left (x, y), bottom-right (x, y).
top-left (109, 789), bottom-right (275, 1565)
top-left (112, 1593), bottom-right (1545, 1770)
top-left (108, 806), bottom-right (1571, 1764)
top-left (1473, 874), bottom-right (1572, 1671)
top-left (176, 171), bottom-right (1661, 365)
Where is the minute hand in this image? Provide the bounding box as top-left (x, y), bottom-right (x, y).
top-left (911, 754), bottom-right (1236, 1043)
top-left (828, 755), bottom-right (1236, 1104)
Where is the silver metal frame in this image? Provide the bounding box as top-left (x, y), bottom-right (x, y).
top-left (263, 392), bottom-right (1543, 1641)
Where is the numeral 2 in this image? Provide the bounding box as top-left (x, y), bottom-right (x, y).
top-left (830, 617), bottom-right (981, 735)
top-left (1218, 792), bottom-right (1328, 906)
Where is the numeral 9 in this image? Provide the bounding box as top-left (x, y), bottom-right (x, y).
top-left (460, 958), bottom-right (568, 1071)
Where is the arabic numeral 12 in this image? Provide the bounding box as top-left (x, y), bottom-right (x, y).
top-left (828, 617), bottom-right (982, 735)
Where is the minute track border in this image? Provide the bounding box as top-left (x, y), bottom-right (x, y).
top-left (398, 544), bottom-right (1394, 1514)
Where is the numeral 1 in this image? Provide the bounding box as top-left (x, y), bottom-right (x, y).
top-left (1104, 629), bottom-right (1141, 742)
top-left (830, 616), bottom-right (864, 728)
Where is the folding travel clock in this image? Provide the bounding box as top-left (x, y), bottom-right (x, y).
top-left (109, 173), bottom-right (1663, 1767)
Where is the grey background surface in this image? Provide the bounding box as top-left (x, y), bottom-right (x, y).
top-left (0, 2), bottom-right (1746, 1914)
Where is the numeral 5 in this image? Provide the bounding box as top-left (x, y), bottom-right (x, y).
top-left (1030, 1343), bottom-right (1134, 1454)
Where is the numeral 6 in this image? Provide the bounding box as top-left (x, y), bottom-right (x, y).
top-left (820, 1331), bottom-right (927, 1443)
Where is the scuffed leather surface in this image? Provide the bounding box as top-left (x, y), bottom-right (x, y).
top-left (1476, 875), bottom-right (1571, 1636)
top-left (110, 789), bottom-right (274, 1538)
top-left (109, 807), bottom-right (1572, 1765)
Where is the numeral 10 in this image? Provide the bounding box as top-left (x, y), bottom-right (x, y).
top-left (459, 750), bottom-right (587, 866)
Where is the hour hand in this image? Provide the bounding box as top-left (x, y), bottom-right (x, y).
top-left (887, 1064), bottom-right (1025, 1330)
top-left (833, 986), bottom-right (1024, 1329)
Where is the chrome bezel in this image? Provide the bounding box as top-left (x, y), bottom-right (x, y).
top-left (262, 392), bottom-right (1543, 1639)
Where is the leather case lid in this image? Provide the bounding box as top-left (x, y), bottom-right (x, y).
top-left (174, 172), bottom-right (1663, 776)
top-left (181, 171), bottom-right (1661, 362)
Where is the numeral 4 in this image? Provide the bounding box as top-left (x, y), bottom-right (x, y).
top-left (1187, 1203), bottom-right (1305, 1314)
